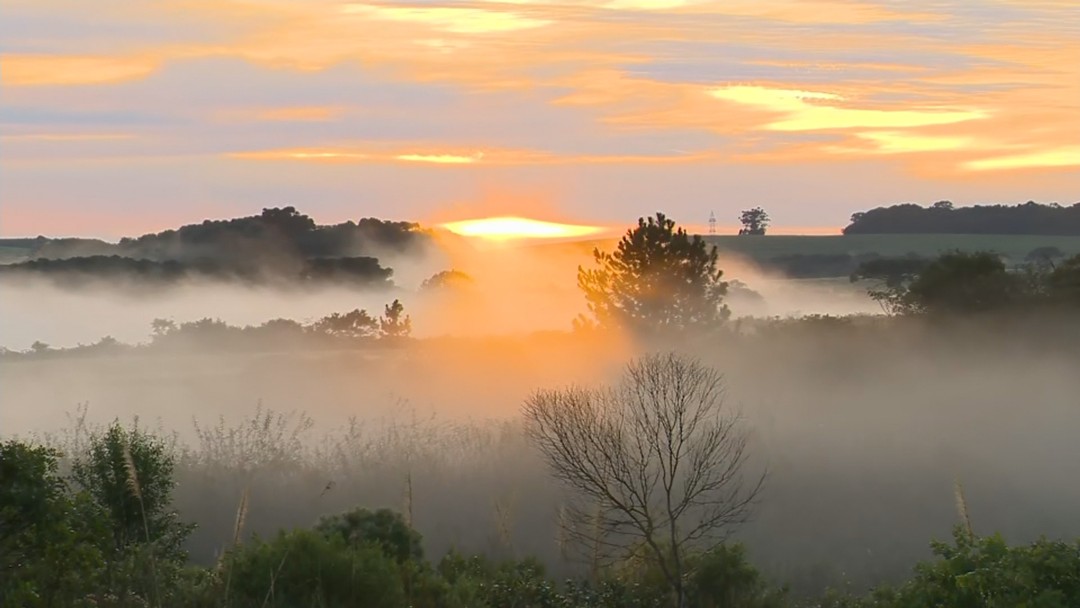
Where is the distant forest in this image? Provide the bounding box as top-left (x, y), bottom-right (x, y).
top-left (0, 207), bottom-right (427, 287)
top-left (844, 201), bottom-right (1080, 235)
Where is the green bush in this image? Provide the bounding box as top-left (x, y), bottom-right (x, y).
top-left (222, 528), bottom-right (407, 608)
top-left (819, 528), bottom-right (1080, 608)
top-left (315, 507), bottom-right (423, 564)
top-left (71, 422), bottom-right (195, 603)
top-left (0, 440), bottom-right (108, 607)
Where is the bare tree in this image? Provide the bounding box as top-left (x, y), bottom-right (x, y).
top-left (523, 353), bottom-right (764, 607)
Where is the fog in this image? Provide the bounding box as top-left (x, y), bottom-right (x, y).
top-left (2, 235), bottom-right (1078, 596)
top-left (0, 234), bottom-right (876, 351)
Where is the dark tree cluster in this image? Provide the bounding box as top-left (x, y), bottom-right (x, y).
top-left (1, 207), bottom-right (427, 288)
top-left (852, 250), bottom-right (1080, 315)
top-left (844, 200), bottom-right (1080, 235)
top-left (578, 212), bottom-right (730, 334)
top-left (0, 253), bottom-right (394, 288)
top-left (739, 208), bottom-right (770, 236)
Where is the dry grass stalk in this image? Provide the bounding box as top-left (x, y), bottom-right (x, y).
top-left (123, 438), bottom-right (160, 608)
top-left (954, 479), bottom-right (975, 541)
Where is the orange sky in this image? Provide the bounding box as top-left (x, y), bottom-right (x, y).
top-left (1, 0), bottom-right (1078, 237)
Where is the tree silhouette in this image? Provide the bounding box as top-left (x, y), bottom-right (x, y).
top-left (738, 208), bottom-right (770, 236)
top-left (524, 353), bottom-right (763, 608)
top-left (379, 299), bottom-right (412, 339)
top-left (577, 213), bottom-right (729, 333)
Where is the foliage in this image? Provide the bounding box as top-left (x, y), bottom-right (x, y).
top-left (688, 544), bottom-right (788, 608)
top-left (844, 200), bottom-right (1080, 235)
top-left (222, 528), bottom-right (407, 608)
top-left (380, 299), bottom-right (413, 338)
top-left (0, 441), bottom-right (109, 607)
top-left (71, 422), bottom-right (195, 600)
top-left (311, 308), bottom-right (380, 338)
top-left (822, 528), bottom-right (1080, 608)
top-left (316, 507), bottom-right (424, 564)
top-left (578, 212), bottom-right (729, 333)
top-left (852, 250), bottom-right (1080, 315)
top-left (739, 208), bottom-right (771, 236)
top-left (421, 269), bottom-right (474, 291)
top-left (1, 207), bottom-right (418, 288)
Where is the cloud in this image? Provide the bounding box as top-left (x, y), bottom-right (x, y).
top-left (963, 147), bottom-right (1080, 172)
top-left (2, 0), bottom-right (1079, 235)
top-left (1, 53), bottom-right (161, 86)
top-left (341, 3), bottom-right (552, 34)
top-left (709, 85), bottom-right (988, 131)
top-left (226, 145), bottom-right (720, 165)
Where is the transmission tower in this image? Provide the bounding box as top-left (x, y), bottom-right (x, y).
top-left (708, 211), bottom-right (716, 235)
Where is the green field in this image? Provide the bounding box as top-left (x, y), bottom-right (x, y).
top-left (702, 233), bottom-right (1080, 263)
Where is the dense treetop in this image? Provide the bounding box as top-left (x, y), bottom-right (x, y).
top-left (33, 206), bottom-right (428, 261)
top-left (0, 207), bottom-right (424, 287)
top-left (844, 200), bottom-right (1080, 235)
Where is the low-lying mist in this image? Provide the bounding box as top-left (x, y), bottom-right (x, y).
top-left (5, 315), bottom-right (1080, 596)
top-left (0, 233), bottom-right (876, 351)
top-left (5, 229), bottom-right (1076, 597)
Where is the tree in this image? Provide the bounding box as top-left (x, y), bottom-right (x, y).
top-left (738, 208), bottom-right (770, 236)
top-left (1046, 254), bottom-right (1080, 305)
top-left (577, 213), bottom-right (729, 333)
top-left (904, 251), bottom-right (1023, 314)
top-left (850, 258), bottom-right (931, 315)
top-left (420, 270), bottom-right (473, 292)
top-left (72, 422), bottom-right (194, 601)
top-left (380, 299), bottom-right (412, 339)
top-left (311, 309), bottom-right (380, 339)
top-left (523, 353), bottom-right (764, 608)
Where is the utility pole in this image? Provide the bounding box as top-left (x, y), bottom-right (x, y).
top-left (708, 211), bottom-right (716, 235)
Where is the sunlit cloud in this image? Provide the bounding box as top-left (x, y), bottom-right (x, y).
top-left (709, 85), bottom-right (988, 131)
top-left (1, 53), bottom-right (160, 86)
top-left (963, 147), bottom-right (1080, 172)
top-left (2, 0), bottom-right (1079, 234)
top-left (226, 145), bottom-right (721, 165)
top-left (341, 3), bottom-right (551, 33)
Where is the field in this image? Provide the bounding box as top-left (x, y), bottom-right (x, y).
top-left (534, 233), bottom-right (1080, 269)
top-left (702, 233), bottom-right (1080, 263)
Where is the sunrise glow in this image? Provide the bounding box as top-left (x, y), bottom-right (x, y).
top-left (441, 217), bottom-right (606, 241)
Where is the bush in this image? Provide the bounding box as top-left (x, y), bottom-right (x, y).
top-left (0, 440), bottom-right (108, 606)
top-left (71, 422), bottom-right (194, 602)
top-left (820, 528), bottom-right (1080, 608)
top-left (316, 507), bottom-right (423, 564)
top-left (221, 528), bottom-right (407, 608)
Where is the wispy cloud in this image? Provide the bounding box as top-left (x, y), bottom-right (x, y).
top-left (2, 0), bottom-right (1078, 234)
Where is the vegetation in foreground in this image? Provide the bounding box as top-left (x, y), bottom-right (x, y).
top-left (5, 417), bottom-right (1080, 607)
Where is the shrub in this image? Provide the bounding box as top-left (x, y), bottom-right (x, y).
top-left (0, 440), bottom-right (108, 606)
top-left (316, 507), bottom-right (423, 564)
top-left (71, 422), bottom-right (194, 602)
top-left (222, 528), bottom-right (406, 608)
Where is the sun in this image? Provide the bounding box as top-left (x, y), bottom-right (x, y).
top-left (441, 216), bottom-right (605, 241)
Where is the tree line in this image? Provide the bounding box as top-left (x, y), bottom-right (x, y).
top-left (851, 250), bottom-right (1080, 315)
top-left (0, 207), bottom-right (427, 288)
top-left (844, 200), bottom-right (1080, 235)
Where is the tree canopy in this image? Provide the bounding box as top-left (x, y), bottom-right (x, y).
top-left (577, 213), bottom-right (729, 333)
top-left (844, 201), bottom-right (1080, 235)
top-left (738, 208), bottom-right (770, 236)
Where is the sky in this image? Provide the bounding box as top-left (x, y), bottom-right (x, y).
top-left (1, 0), bottom-right (1078, 238)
